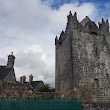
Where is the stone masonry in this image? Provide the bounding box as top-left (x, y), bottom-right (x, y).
top-left (55, 11), bottom-right (110, 102)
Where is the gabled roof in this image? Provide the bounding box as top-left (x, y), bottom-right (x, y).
top-left (30, 81), bottom-right (44, 88)
top-left (80, 16), bottom-right (91, 27)
top-left (0, 66), bottom-right (12, 80)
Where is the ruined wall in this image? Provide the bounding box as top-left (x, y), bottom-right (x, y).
top-left (0, 82), bottom-right (56, 99)
top-left (0, 82), bottom-right (36, 99)
top-left (82, 102), bottom-right (110, 110)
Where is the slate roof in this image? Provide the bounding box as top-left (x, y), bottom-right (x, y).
top-left (30, 81), bottom-right (44, 88)
top-left (0, 66), bottom-right (12, 80)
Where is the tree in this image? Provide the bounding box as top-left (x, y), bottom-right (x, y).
top-left (38, 84), bottom-right (50, 92)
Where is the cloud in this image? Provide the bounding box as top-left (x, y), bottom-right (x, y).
top-left (15, 44), bottom-right (55, 86)
top-left (0, 0), bottom-right (104, 87)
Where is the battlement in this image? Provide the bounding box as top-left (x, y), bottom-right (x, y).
top-left (55, 11), bottom-right (109, 47)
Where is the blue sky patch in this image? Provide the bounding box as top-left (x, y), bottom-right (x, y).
top-left (42, 0), bottom-right (110, 9)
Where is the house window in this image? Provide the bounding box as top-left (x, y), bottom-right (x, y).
top-left (94, 79), bottom-right (99, 87)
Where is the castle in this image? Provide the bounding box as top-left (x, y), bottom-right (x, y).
top-left (55, 11), bottom-right (110, 101)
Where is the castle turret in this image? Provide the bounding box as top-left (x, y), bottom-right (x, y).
top-left (73, 12), bottom-right (77, 21)
top-left (99, 18), bottom-right (109, 35)
top-left (67, 11), bottom-right (73, 22)
top-left (102, 18), bottom-right (105, 24)
top-left (67, 11), bottom-right (77, 22)
top-left (106, 19), bottom-right (109, 33)
top-left (7, 52), bottom-right (15, 68)
top-left (56, 11), bottom-right (80, 48)
top-left (66, 11), bottom-right (78, 32)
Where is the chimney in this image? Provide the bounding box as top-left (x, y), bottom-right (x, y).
top-left (7, 52), bottom-right (15, 68)
top-left (20, 76), bottom-right (22, 83)
top-left (29, 74), bottom-right (33, 84)
top-left (22, 75), bottom-right (26, 83)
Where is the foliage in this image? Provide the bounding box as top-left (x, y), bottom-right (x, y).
top-left (38, 84), bottom-right (51, 92)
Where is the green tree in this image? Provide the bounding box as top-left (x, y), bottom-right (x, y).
top-left (38, 84), bottom-right (50, 92)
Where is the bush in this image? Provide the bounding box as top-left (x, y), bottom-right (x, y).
top-left (38, 84), bottom-right (50, 92)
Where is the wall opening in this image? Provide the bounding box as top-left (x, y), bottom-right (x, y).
top-left (94, 79), bottom-right (99, 87)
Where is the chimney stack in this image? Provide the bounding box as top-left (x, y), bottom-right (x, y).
top-left (22, 75), bottom-right (26, 83)
top-left (29, 74), bottom-right (33, 84)
top-left (20, 76), bottom-right (26, 83)
top-left (7, 52), bottom-right (15, 68)
top-left (20, 76), bottom-right (22, 83)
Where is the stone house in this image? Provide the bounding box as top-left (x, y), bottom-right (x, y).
top-left (0, 52), bottom-right (44, 91)
top-left (19, 74), bottom-right (44, 91)
top-left (0, 52), bottom-right (16, 83)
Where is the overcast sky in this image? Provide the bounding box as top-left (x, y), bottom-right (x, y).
top-left (0, 0), bottom-right (110, 87)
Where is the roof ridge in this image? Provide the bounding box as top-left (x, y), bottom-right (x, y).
top-left (80, 16), bottom-right (92, 27)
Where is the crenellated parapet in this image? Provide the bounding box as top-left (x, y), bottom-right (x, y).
top-left (66, 11), bottom-right (79, 33)
top-left (98, 18), bottom-right (109, 35)
top-left (55, 31), bottom-right (66, 48)
top-left (55, 11), bottom-right (79, 47)
top-left (55, 11), bottom-right (110, 47)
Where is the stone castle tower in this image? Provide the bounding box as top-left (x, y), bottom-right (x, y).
top-left (55, 11), bottom-right (110, 100)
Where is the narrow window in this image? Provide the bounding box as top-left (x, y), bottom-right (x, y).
top-left (95, 47), bottom-right (98, 56)
top-left (94, 79), bottom-right (99, 87)
top-left (106, 74), bottom-right (109, 78)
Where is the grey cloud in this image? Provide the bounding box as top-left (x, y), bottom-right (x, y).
top-left (15, 44), bottom-right (55, 86)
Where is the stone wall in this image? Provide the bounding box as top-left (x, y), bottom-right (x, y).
top-left (0, 82), bottom-right (35, 99)
top-left (71, 30), bottom-right (110, 101)
top-left (55, 31), bottom-right (73, 93)
top-left (0, 82), bottom-right (56, 99)
top-left (1, 82), bottom-right (110, 109)
top-left (82, 102), bottom-right (110, 110)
